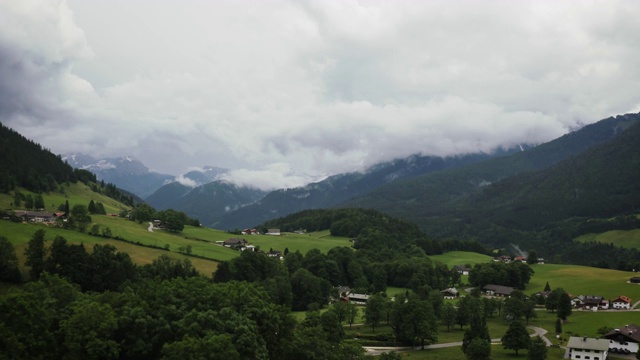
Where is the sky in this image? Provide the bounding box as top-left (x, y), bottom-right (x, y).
top-left (1, 0), bottom-right (640, 191)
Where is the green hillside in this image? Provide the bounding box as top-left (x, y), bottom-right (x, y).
top-left (526, 264), bottom-right (640, 300)
top-left (576, 229), bottom-right (640, 249)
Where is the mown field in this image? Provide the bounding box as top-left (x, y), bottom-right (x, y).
top-left (576, 229), bottom-right (640, 249)
top-left (525, 263), bottom-right (640, 300)
top-left (429, 251), bottom-right (493, 267)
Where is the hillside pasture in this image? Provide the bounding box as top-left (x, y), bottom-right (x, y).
top-left (0, 184), bottom-right (131, 214)
top-left (429, 251), bottom-right (493, 267)
top-left (247, 232), bottom-right (353, 254)
top-left (576, 229), bottom-right (640, 249)
top-left (526, 263), bottom-right (640, 300)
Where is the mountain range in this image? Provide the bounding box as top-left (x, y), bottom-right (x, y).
top-left (62, 112), bottom-right (640, 240)
top-left (62, 154), bottom-right (175, 198)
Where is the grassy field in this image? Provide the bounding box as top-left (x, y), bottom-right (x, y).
top-left (0, 214), bottom-right (355, 279)
top-left (525, 263), bottom-right (640, 300)
top-left (0, 184), bottom-right (131, 214)
top-left (247, 231), bottom-right (353, 254)
top-left (381, 345), bottom-right (566, 359)
top-left (429, 251), bottom-right (493, 267)
top-left (576, 229), bottom-right (640, 249)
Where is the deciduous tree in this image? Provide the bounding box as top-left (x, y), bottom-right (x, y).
top-left (501, 321), bottom-right (530, 355)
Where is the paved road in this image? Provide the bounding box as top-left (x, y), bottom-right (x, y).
top-left (363, 325), bottom-right (552, 355)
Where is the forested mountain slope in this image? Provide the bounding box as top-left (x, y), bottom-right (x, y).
top-left (214, 150), bottom-right (522, 230)
top-left (0, 122), bottom-right (76, 192)
top-left (341, 113), bottom-right (640, 238)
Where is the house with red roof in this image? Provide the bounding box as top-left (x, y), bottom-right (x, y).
top-left (611, 295), bottom-right (632, 310)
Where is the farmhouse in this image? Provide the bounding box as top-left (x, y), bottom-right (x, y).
top-left (482, 284), bottom-right (514, 297)
top-left (611, 295), bottom-right (632, 310)
top-left (223, 238), bottom-right (247, 248)
top-left (267, 228), bottom-right (281, 236)
top-left (603, 324), bottom-right (640, 355)
top-left (348, 293), bottom-right (370, 305)
top-left (336, 286), bottom-right (351, 298)
top-left (566, 336), bottom-right (609, 360)
top-left (453, 265), bottom-right (471, 275)
top-left (267, 249), bottom-right (282, 258)
top-left (14, 210), bottom-right (57, 223)
top-left (441, 287), bottom-right (459, 299)
top-left (572, 295), bottom-right (607, 310)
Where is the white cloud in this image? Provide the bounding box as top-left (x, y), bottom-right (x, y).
top-left (173, 175), bottom-right (198, 188)
top-left (2, 0), bottom-right (640, 190)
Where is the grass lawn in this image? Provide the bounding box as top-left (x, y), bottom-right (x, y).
top-left (385, 344), bottom-right (566, 359)
top-left (525, 264), bottom-right (640, 300)
top-left (576, 229), bottom-right (640, 249)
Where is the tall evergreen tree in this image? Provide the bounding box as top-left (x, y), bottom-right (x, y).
top-left (528, 336), bottom-right (548, 360)
top-left (24, 229), bottom-right (47, 280)
top-left (462, 298), bottom-right (491, 355)
top-left (0, 236), bottom-right (21, 283)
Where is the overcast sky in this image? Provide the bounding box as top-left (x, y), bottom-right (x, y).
top-left (1, 0), bottom-right (639, 190)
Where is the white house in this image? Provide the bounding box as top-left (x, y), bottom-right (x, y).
top-left (566, 336), bottom-right (609, 360)
top-left (267, 228), bottom-right (281, 236)
top-left (603, 325), bottom-right (640, 355)
top-left (611, 295), bottom-right (632, 310)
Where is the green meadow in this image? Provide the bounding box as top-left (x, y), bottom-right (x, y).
top-left (247, 231), bottom-right (353, 254)
top-left (0, 184), bottom-right (131, 214)
top-left (429, 251), bottom-right (493, 267)
top-left (576, 229), bottom-right (640, 249)
top-left (525, 263), bottom-right (640, 300)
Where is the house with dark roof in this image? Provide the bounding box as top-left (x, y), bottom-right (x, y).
top-left (567, 336), bottom-right (609, 360)
top-left (630, 276), bottom-right (640, 284)
top-left (603, 324), bottom-right (640, 355)
top-left (482, 284), bottom-right (514, 297)
top-left (441, 287), bottom-right (459, 299)
top-left (453, 265), bottom-right (470, 275)
top-left (348, 293), bottom-right (370, 305)
top-left (14, 210), bottom-right (57, 223)
top-left (572, 295), bottom-right (607, 309)
top-left (223, 238), bottom-right (248, 248)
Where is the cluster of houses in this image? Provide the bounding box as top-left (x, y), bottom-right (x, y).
top-left (10, 210), bottom-right (64, 223)
top-left (492, 255), bottom-right (545, 264)
top-left (533, 290), bottom-right (634, 311)
top-left (220, 238), bottom-right (283, 259)
top-left (567, 324), bottom-right (640, 359)
top-left (240, 228), bottom-right (281, 236)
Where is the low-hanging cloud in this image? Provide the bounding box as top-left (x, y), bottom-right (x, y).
top-left (2, 0), bottom-right (640, 190)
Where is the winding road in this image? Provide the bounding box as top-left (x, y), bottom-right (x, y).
top-left (363, 325), bottom-right (552, 355)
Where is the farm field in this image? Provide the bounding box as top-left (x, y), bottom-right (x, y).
top-left (576, 229), bottom-right (640, 249)
top-left (525, 263), bottom-right (640, 300)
